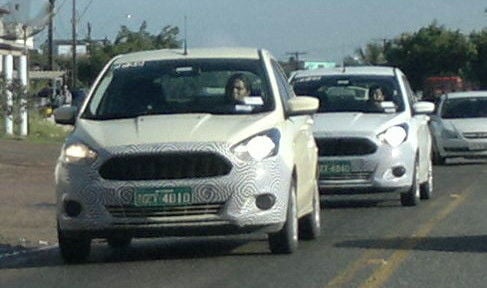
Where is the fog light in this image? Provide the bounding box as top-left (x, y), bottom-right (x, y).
top-left (256, 194), bottom-right (276, 210)
top-left (392, 166), bottom-right (406, 177)
top-left (64, 200), bottom-right (82, 217)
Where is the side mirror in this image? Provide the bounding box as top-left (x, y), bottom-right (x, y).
top-left (54, 106), bottom-right (77, 125)
top-left (287, 96), bottom-right (319, 116)
top-left (413, 101), bottom-right (435, 115)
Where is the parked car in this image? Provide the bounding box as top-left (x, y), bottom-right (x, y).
top-left (290, 66), bottom-right (435, 206)
top-left (429, 91), bottom-right (487, 165)
top-left (53, 47), bottom-right (320, 262)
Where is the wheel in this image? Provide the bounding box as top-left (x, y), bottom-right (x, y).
top-left (268, 180), bottom-right (298, 254)
top-left (432, 143), bottom-right (446, 165)
top-left (299, 184), bottom-right (321, 240)
top-left (58, 228), bottom-right (91, 263)
top-left (401, 157), bottom-right (420, 207)
top-left (107, 236), bottom-right (132, 248)
top-left (420, 156), bottom-right (433, 200)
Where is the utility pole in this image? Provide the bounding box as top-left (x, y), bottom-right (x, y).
top-left (286, 51), bottom-right (307, 63)
top-left (48, 0), bottom-right (55, 70)
top-left (71, 0), bottom-right (77, 90)
top-left (286, 51), bottom-right (307, 70)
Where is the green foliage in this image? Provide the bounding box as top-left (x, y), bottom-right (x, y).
top-left (469, 29), bottom-right (487, 88)
top-left (0, 76), bottom-right (70, 142)
top-left (385, 23), bottom-right (475, 89)
top-left (34, 21), bottom-right (182, 88)
top-left (346, 22), bottom-right (482, 90)
top-left (26, 112), bottom-right (71, 143)
top-left (356, 42), bottom-right (387, 65)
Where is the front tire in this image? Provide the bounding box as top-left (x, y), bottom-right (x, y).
top-left (299, 184), bottom-right (321, 240)
top-left (401, 157), bottom-right (420, 207)
top-left (420, 156), bottom-right (433, 200)
top-left (58, 228), bottom-right (91, 263)
top-left (268, 180), bottom-right (298, 254)
top-left (432, 143), bottom-right (446, 165)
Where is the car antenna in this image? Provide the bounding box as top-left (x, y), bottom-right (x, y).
top-left (183, 15), bottom-right (188, 55)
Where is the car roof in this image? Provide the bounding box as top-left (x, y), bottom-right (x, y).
top-left (292, 66), bottom-right (397, 78)
top-left (444, 91), bottom-right (487, 99)
top-left (113, 47), bottom-right (263, 63)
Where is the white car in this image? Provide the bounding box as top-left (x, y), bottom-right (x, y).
top-left (290, 66), bottom-right (435, 206)
top-left (429, 91), bottom-right (487, 164)
top-left (54, 47), bottom-right (320, 262)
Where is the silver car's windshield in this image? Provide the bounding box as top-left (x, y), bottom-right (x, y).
top-left (81, 59), bottom-right (274, 120)
top-left (291, 75), bottom-right (405, 113)
top-left (440, 97), bottom-right (487, 119)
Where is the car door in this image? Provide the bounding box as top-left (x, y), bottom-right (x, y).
top-left (402, 74), bottom-right (431, 179)
top-left (271, 59), bottom-right (315, 214)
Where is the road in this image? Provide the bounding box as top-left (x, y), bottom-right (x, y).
top-left (0, 159), bottom-right (486, 288)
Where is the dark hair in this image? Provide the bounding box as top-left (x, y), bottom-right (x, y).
top-left (368, 84), bottom-right (384, 101)
top-left (225, 73), bottom-right (252, 101)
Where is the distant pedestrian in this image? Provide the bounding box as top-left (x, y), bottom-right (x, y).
top-left (63, 85), bottom-right (73, 106)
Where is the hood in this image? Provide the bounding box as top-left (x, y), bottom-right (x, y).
top-left (441, 118), bottom-right (487, 133)
top-left (313, 112), bottom-right (404, 137)
top-left (73, 113), bottom-right (276, 148)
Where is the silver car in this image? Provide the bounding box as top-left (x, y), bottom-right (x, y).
top-left (53, 48), bottom-right (320, 262)
top-left (290, 66), bottom-right (435, 206)
top-left (429, 91), bottom-right (487, 164)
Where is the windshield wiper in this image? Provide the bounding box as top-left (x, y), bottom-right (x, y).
top-left (82, 112), bottom-right (148, 120)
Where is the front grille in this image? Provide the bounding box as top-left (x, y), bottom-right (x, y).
top-left (463, 132), bottom-right (487, 139)
top-left (99, 152), bottom-right (232, 180)
top-left (315, 138), bottom-right (377, 156)
top-left (106, 202), bottom-right (225, 218)
top-left (321, 171), bottom-right (372, 181)
top-left (444, 147), bottom-right (469, 152)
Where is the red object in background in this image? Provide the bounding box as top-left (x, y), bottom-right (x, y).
top-left (423, 76), bottom-right (464, 102)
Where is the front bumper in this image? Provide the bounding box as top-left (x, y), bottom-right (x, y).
top-left (436, 137), bottom-right (487, 159)
top-left (318, 142), bottom-right (414, 194)
top-left (55, 142), bottom-right (291, 238)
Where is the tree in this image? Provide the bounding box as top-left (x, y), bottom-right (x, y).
top-left (32, 21), bottom-right (182, 88)
top-left (384, 23), bottom-right (475, 90)
top-left (469, 29), bottom-right (487, 88)
top-left (355, 42), bottom-right (387, 65)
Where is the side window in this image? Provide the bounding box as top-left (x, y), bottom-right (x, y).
top-left (271, 60), bottom-right (295, 103)
top-left (402, 75), bottom-right (416, 110)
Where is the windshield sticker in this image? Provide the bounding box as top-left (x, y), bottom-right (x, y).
top-left (243, 97), bottom-right (264, 105)
top-left (113, 61), bottom-right (145, 70)
top-left (295, 76), bottom-right (321, 83)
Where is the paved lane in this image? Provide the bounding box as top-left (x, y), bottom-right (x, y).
top-left (1, 160), bottom-right (486, 288)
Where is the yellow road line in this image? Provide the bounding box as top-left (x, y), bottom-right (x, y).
top-left (324, 182), bottom-right (473, 288)
top-left (359, 187), bottom-right (472, 288)
top-left (325, 249), bottom-right (382, 288)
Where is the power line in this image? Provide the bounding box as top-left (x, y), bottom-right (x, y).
top-left (78, 0), bottom-right (94, 23)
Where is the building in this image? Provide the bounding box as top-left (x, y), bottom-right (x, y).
top-left (53, 39), bottom-right (89, 57)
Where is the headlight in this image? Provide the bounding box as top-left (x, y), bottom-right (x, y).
top-left (378, 125), bottom-right (408, 147)
top-left (441, 129), bottom-right (459, 139)
top-left (62, 143), bottom-right (97, 163)
top-left (232, 129), bottom-right (281, 161)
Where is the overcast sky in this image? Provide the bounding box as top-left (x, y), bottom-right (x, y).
top-left (32, 0), bottom-right (487, 62)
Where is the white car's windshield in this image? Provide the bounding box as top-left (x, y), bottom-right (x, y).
top-left (291, 75), bottom-right (405, 113)
top-left (441, 97), bottom-right (487, 119)
top-left (82, 59), bottom-right (274, 120)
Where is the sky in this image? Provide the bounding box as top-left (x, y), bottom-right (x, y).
top-left (26, 0), bottom-right (487, 62)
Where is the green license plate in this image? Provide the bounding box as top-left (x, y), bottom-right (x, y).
top-left (320, 161), bottom-right (352, 175)
top-left (134, 187), bottom-right (192, 207)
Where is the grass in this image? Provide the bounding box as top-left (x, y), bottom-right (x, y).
top-left (0, 110), bottom-right (71, 143)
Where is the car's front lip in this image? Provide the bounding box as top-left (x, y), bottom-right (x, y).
top-left (435, 135), bottom-right (487, 158)
top-left (316, 141), bottom-right (415, 193)
top-left (55, 142), bottom-right (291, 234)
